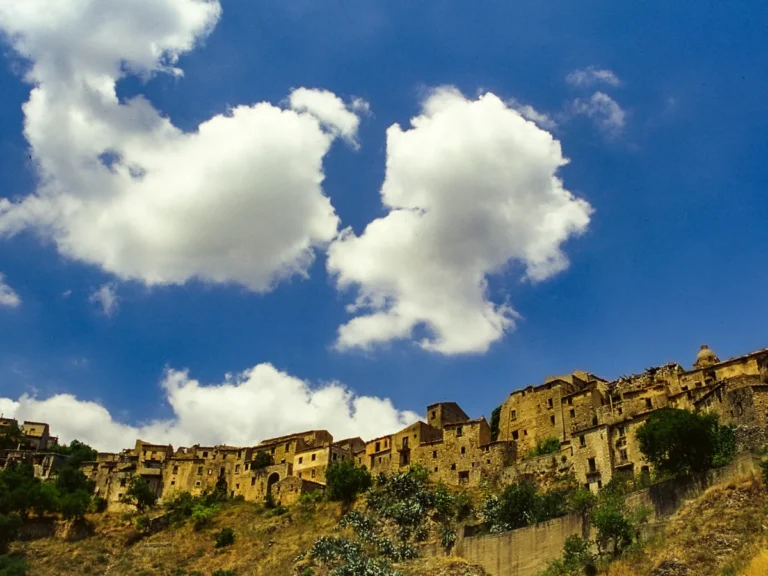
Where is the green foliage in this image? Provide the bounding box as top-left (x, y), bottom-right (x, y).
top-left (214, 527), bottom-right (236, 548)
top-left (264, 505), bottom-right (288, 518)
top-left (636, 408), bottom-right (734, 476)
top-left (526, 437), bottom-right (562, 459)
top-left (308, 536), bottom-right (401, 576)
top-left (135, 514), bottom-right (150, 532)
top-left (54, 466), bottom-right (94, 495)
top-left (325, 460), bottom-right (372, 504)
top-left (0, 554), bottom-right (28, 576)
top-left (264, 490), bottom-right (276, 509)
top-left (481, 480), bottom-right (568, 532)
top-left (122, 475), bottom-right (158, 512)
top-left (58, 490), bottom-right (91, 520)
top-left (0, 423), bottom-right (23, 451)
top-left (51, 440), bottom-right (98, 468)
top-left (568, 487), bottom-right (597, 517)
top-left (0, 463), bottom-right (56, 520)
top-left (761, 459), bottom-right (768, 485)
top-left (0, 514), bottom-right (21, 554)
top-left (252, 451), bottom-right (272, 470)
top-left (190, 503), bottom-right (218, 530)
top-left (591, 500), bottom-right (633, 557)
top-left (299, 490), bottom-right (323, 507)
top-left (543, 535), bottom-right (595, 576)
top-left (490, 405), bottom-right (502, 442)
top-left (90, 495), bottom-right (107, 513)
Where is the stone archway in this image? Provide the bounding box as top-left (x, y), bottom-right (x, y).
top-left (266, 472), bottom-right (280, 495)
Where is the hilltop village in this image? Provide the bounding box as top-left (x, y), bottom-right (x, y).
top-left (2, 344), bottom-right (767, 510)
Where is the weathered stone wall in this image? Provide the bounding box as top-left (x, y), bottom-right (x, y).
top-left (455, 514), bottom-right (584, 576)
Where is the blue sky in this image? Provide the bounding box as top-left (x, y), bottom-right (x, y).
top-left (0, 1), bottom-right (766, 451)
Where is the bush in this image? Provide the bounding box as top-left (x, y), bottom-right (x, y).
top-left (299, 490), bottom-right (323, 507)
top-left (214, 527), bottom-right (235, 548)
top-left (527, 437), bottom-right (562, 459)
top-left (252, 451), bottom-right (273, 470)
top-left (636, 408), bottom-right (733, 476)
top-left (190, 503), bottom-right (218, 530)
top-left (0, 554), bottom-right (28, 576)
top-left (0, 513), bottom-right (21, 554)
top-left (90, 496), bottom-right (108, 513)
top-left (591, 501), bottom-right (633, 557)
top-left (544, 535), bottom-right (594, 575)
top-left (568, 487), bottom-right (597, 517)
top-left (135, 514), bottom-right (150, 532)
top-left (325, 461), bottom-right (372, 504)
top-left (58, 489), bottom-right (91, 520)
top-left (264, 505), bottom-right (288, 518)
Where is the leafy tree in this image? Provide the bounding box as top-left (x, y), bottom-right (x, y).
top-left (0, 464), bottom-right (51, 520)
top-left (54, 466), bottom-right (94, 495)
top-left (58, 490), bottom-right (91, 520)
top-left (490, 405), bottom-right (501, 442)
top-left (0, 553), bottom-right (28, 576)
top-left (51, 440), bottom-right (98, 468)
top-left (252, 451), bottom-right (273, 470)
top-left (482, 480), bottom-right (538, 531)
top-left (591, 501), bottom-right (633, 557)
top-left (325, 460), bottom-right (372, 505)
top-left (0, 513), bottom-right (21, 554)
top-left (636, 408), bottom-right (731, 476)
top-left (568, 486), bottom-right (597, 518)
top-left (0, 423), bottom-right (23, 451)
top-left (712, 423), bottom-right (737, 468)
top-left (122, 476), bottom-right (157, 512)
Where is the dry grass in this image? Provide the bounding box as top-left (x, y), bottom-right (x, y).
top-left (605, 474), bottom-right (768, 576)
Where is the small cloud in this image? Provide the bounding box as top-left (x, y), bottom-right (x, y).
top-left (61, 289), bottom-right (72, 298)
top-left (572, 92), bottom-right (626, 136)
top-left (0, 274), bottom-right (20, 308)
top-left (89, 283), bottom-right (119, 317)
top-left (566, 66), bottom-right (621, 88)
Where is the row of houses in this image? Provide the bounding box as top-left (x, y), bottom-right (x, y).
top-left (4, 344), bottom-right (768, 508)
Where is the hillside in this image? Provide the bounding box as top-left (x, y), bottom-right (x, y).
top-left (606, 474), bottom-right (768, 576)
top-left (6, 498), bottom-right (486, 576)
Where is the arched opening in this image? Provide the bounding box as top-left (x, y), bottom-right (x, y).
top-left (266, 472), bottom-right (280, 494)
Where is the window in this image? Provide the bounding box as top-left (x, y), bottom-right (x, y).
top-left (270, 448), bottom-right (275, 455)
top-left (298, 457), bottom-right (303, 464)
top-left (620, 449), bottom-right (628, 460)
top-left (456, 426), bottom-right (463, 437)
top-left (298, 472), bottom-right (302, 478)
top-left (375, 441), bottom-right (381, 452)
top-left (618, 426), bottom-right (626, 437)
top-left (251, 477), bottom-right (256, 486)
top-left (285, 442), bottom-right (290, 451)
top-left (588, 457), bottom-right (596, 472)
top-left (569, 409), bottom-right (575, 418)
top-left (524, 430), bottom-right (528, 436)
top-left (510, 410), bottom-right (517, 421)
top-left (450, 463), bottom-right (456, 470)
top-left (431, 410), bottom-right (436, 419)
top-left (402, 437), bottom-right (409, 449)
top-left (597, 480), bottom-right (602, 489)
top-left (195, 481), bottom-right (201, 487)
top-left (432, 450), bottom-right (438, 458)
top-left (120, 478), bottom-right (126, 487)
top-left (460, 446), bottom-right (466, 454)
top-left (487, 459), bottom-right (491, 464)
top-left (458, 471), bottom-right (469, 483)
top-left (170, 480), bottom-right (175, 486)
top-left (617, 407), bottom-right (623, 415)
top-left (333, 453), bottom-right (337, 461)
top-left (172, 465), bottom-right (179, 474)
top-left (434, 467), bottom-right (438, 472)
top-left (236, 484), bottom-right (239, 490)
top-left (548, 398), bottom-right (553, 409)
top-left (645, 398), bottom-right (652, 409)
top-left (202, 451), bottom-right (208, 458)
top-left (568, 397), bottom-right (573, 406)
top-left (579, 436), bottom-right (586, 447)
top-left (235, 464), bottom-right (240, 473)
top-left (197, 466), bottom-right (203, 475)
top-left (592, 415), bottom-right (598, 425)
top-left (550, 415), bottom-right (555, 425)
top-left (512, 431), bottom-right (519, 440)
top-left (311, 454), bottom-right (316, 462)
top-left (311, 470), bottom-right (316, 478)
top-left (280, 459), bottom-right (285, 464)
top-left (378, 457), bottom-right (382, 463)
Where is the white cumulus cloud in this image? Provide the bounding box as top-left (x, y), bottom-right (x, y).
top-left (0, 363), bottom-right (420, 452)
top-left (89, 283), bottom-right (119, 316)
top-left (327, 87), bottom-right (593, 355)
top-left (566, 66), bottom-right (621, 88)
top-left (572, 92), bottom-right (626, 136)
top-left (0, 0), bottom-right (363, 291)
top-left (0, 273), bottom-right (21, 307)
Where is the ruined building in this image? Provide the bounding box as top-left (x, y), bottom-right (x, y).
top-left (4, 344), bottom-right (768, 507)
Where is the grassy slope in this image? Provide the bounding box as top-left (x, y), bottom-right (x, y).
top-left (9, 500), bottom-right (486, 576)
top-left (606, 474), bottom-right (768, 576)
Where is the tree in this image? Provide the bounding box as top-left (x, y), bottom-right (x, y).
top-left (591, 501), bottom-right (633, 557)
top-left (54, 466), bottom-right (94, 495)
top-left (252, 451), bottom-right (273, 470)
top-left (325, 460), bottom-right (372, 504)
top-left (490, 405), bottom-right (501, 442)
top-left (636, 408), bottom-right (728, 476)
top-left (122, 476), bottom-right (157, 512)
top-left (58, 490), bottom-right (91, 520)
top-left (51, 440), bottom-right (98, 468)
top-left (0, 464), bottom-right (51, 520)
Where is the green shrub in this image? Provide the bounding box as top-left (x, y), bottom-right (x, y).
top-left (0, 513), bottom-right (21, 554)
top-left (190, 503), bottom-right (218, 530)
top-left (214, 527), bottom-right (235, 548)
top-left (526, 437), bottom-right (562, 459)
top-left (90, 496), bottom-right (108, 513)
top-left (252, 451), bottom-right (273, 470)
top-left (299, 490), bottom-right (323, 506)
top-left (122, 476), bottom-right (158, 512)
top-left (264, 505), bottom-right (288, 518)
top-left (135, 515), bottom-right (150, 532)
top-left (591, 501), bottom-right (633, 557)
top-left (325, 460), bottom-right (372, 504)
top-left (0, 554), bottom-right (28, 576)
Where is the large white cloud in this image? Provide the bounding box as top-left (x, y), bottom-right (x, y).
top-left (0, 0), bottom-right (362, 291)
top-left (327, 87), bottom-right (592, 355)
top-left (0, 273), bottom-right (21, 307)
top-left (0, 364), bottom-right (419, 452)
